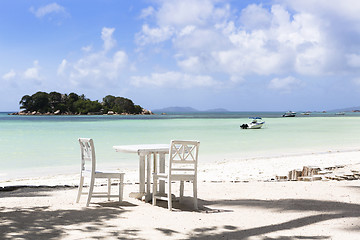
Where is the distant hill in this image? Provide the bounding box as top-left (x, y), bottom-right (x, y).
top-left (152, 106), bottom-right (229, 113)
top-left (205, 108), bottom-right (229, 112)
top-left (328, 106), bottom-right (360, 112)
top-left (153, 107), bottom-right (199, 112)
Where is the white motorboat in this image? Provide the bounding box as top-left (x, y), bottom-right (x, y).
top-left (282, 111), bottom-right (296, 117)
top-left (335, 112), bottom-right (345, 115)
top-left (240, 117), bottom-right (265, 129)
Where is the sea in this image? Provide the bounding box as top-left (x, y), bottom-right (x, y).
top-left (1, 111), bottom-right (360, 181)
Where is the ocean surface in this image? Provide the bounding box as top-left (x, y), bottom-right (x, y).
top-left (1, 111), bottom-right (360, 180)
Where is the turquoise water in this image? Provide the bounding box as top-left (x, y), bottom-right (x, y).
top-left (1, 112), bottom-right (360, 179)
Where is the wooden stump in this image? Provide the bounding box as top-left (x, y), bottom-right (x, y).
top-left (288, 169), bottom-right (302, 181)
top-left (302, 166), bottom-right (321, 177)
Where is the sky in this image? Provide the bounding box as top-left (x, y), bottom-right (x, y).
top-left (1, 0), bottom-right (360, 112)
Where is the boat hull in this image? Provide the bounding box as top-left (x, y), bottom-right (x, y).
top-left (248, 122), bottom-right (264, 129)
top-left (241, 117), bottom-right (265, 129)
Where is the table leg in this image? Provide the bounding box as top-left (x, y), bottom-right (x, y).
top-left (139, 155), bottom-right (145, 194)
top-left (152, 153), bottom-right (157, 198)
top-left (153, 153), bottom-right (157, 174)
top-left (146, 154), bottom-right (151, 197)
top-left (159, 153), bottom-right (165, 195)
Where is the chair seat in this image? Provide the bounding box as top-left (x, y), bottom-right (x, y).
top-left (82, 170), bottom-right (124, 178)
top-left (154, 173), bottom-right (196, 181)
top-left (94, 171), bottom-right (124, 178)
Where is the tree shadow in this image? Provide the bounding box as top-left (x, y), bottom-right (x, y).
top-left (0, 186), bottom-right (64, 198)
top-left (97, 201), bottom-right (138, 208)
top-left (182, 198), bottom-right (360, 239)
top-left (0, 186), bottom-right (141, 239)
top-left (0, 203), bottom-right (147, 240)
top-left (2, 186), bottom-right (360, 239)
top-left (152, 196), bottom-right (232, 213)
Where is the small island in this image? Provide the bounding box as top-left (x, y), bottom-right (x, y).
top-left (10, 91), bottom-right (153, 115)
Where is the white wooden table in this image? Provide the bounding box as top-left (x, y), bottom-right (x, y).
top-left (113, 144), bottom-right (169, 201)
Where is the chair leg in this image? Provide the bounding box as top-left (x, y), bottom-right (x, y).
top-left (86, 177), bottom-right (95, 207)
top-left (152, 176), bottom-right (157, 206)
top-left (193, 179), bottom-right (198, 210)
top-left (108, 178), bottom-right (111, 201)
top-left (179, 180), bottom-right (184, 203)
top-left (168, 180), bottom-right (172, 211)
top-left (119, 174), bottom-right (124, 202)
top-left (76, 176), bottom-right (84, 203)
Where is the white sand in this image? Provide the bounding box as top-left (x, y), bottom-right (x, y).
top-left (1, 150), bottom-right (360, 239)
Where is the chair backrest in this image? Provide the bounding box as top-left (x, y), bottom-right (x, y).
top-left (78, 138), bottom-right (96, 174)
top-left (168, 140), bottom-right (200, 176)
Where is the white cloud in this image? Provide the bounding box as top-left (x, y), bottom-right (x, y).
top-left (346, 54), bottom-right (360, 68)
top-left (268, 76), bottom-right (302, 92)
top-left (179, 25), bottom-right (196, 37)
top-left (69, 50), bottom-right (127, 83)
top-left (2, 69), bottom-right (16, 80)
top-left (101, 27), bottom-right (116, 52)
top-left (140, 6), bottom-right (155, 19)
top-left (135, 0), bottom-right (360, 84)
top-left (30, 3), bottom-right (67, 18)
top-left (156, 0), bottom-right (215, 27)
top-left (240, 4), bottom-right (272, 30)
top-left (82, 45), bottom-right (93, 52)
top-left (175, 29), bottom-right (229, 55)
top-left (136, 24), bottom-right (174, 46)
top-left (177, 56), bottom-right (200, 72)
top-left (23, 61), bottom-right (41, 80)
top-left (136, 0), bottom-right (229, 46)
top-left (57, 59), bottom-right (67, 75)
top-left (130, 72), bottom-right (220, 88)
top-left (58, 28), bottom-right (128, 87)
top-left (295, 46), bottom-right (328, 75)
top-left (230, 75), bottom-right (244, 83)
top-left (278, 0), bottom-right (360, 22)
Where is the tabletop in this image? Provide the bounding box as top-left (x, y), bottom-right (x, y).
top-left (113, 144), bottom-right (169, 155)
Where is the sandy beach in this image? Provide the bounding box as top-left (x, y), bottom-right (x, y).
top-left (1, 150), bottom-right (360, 239)
top-left (3, 0), bottom-right (360, 238)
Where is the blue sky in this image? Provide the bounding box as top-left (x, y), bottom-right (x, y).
top-left (1, 0), bottom-right (360, 111)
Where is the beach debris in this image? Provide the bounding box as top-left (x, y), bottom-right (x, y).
top-left (297, 176), bottom-right (314, 181)
top-left (302, 166), bottom-right (321, 177)
top-left (288, 169), bottom-right (302, 181)
top-left (284, 164), bottom-right (360, 182)
top-left (276, 175), bottom-right (287, 181)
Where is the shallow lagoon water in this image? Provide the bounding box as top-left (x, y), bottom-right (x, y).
top-left (1, 112), bottom-right (360, 180)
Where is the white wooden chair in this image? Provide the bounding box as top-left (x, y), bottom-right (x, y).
top-left (76, 138), bottom-right (125, 207)
top-left (152, 140), bottom-right (200, 211)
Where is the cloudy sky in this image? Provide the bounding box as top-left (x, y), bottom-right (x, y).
top-left (1, 0), bottom-right (360, 111)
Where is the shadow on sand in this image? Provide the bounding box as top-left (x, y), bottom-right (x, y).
top-left (0, 187), bottom-right (140, 240)
top-left (179, 196), bottom-right (360, 239)
top-left (1, 186), bottom-right (359, 239)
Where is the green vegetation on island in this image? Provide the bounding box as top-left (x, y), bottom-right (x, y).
top-left (15, 91), bottom-right (151, 115)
